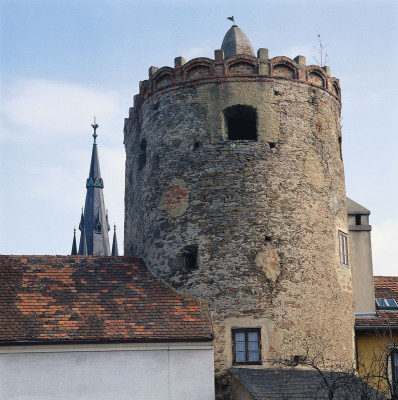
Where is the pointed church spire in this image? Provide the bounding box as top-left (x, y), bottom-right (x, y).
top-left (75, 118), bottom-right (111, 256)
top-left (71, 228), bottom-right (77, 255)
top-left (112, 224), bottom-right (119, 256)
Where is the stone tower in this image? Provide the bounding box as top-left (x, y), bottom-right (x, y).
top-left (124, 24), bottom-right (355, 387)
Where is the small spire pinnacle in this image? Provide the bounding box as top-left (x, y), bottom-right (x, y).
top-left (91, 116), bottom-right (99, 144)
top-left (112, 224), bottom-right (119, 256)
top-left (106, 209), bottom-right (111, 231)
top-left (78, 227), bottom-right (88, 255)
top-left (71, 227), bottom-right (77, 255)
top-left (79, 208), bottom-right (84, 231)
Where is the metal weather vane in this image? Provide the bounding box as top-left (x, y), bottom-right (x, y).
top-left (227, 16), bottom-right (236, 26)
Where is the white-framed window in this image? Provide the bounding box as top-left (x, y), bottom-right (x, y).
top-left (232, 328), bottom-right (261, 365)
top-left (338, 231), bottom-right (349, 266)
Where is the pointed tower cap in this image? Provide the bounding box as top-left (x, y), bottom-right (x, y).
top-left (221, 25), bottom-right (254, 59)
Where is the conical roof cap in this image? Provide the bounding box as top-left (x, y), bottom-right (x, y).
top-left (221, 25), bottom-right (254, 59)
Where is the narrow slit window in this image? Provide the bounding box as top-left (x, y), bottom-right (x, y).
top-left (355, 214), bottom-right (361, 225)
top-left (338, 136), bottom-right (343, 160)
top-left (224, 105), bottom-right (257, 141)
top-left (139, 139), bottom-right (147, 170)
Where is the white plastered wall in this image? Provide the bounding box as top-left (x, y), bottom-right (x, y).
top-left (0, 342), bottom-right (215, 400)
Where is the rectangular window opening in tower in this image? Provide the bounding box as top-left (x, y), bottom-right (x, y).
top-left (338, 231), bottom-right (349, 266)
top-left (232, 328), bottom-right (261, 365)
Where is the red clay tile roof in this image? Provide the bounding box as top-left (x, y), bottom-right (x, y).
top-left (0, 255), bottom-right (213, 344)
top-left (355, 276), bottom-right (398, 329)
top-left (374, 276), bottom-right (398, 300)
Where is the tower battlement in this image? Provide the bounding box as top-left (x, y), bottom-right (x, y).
top-left (126, 49), bottom-right (340, 128)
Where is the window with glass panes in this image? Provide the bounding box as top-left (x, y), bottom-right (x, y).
top-left (232, 328), bottom-right (261, 364)
top-left (338, 231), bottom-right (349, 266)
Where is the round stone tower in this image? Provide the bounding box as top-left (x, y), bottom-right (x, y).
top-left (124, 25), bottom-right (354, 386)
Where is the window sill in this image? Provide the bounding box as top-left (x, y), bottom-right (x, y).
top-left (232, 361), bottom-right (262, 366)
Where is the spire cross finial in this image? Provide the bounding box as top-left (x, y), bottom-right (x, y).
top-left (114, 223), bottom-right (116, 232)
top-left (91, 116), bottom-right (99, 144)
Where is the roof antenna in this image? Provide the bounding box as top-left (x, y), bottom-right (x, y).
top-left (91, 116), bottom-right (99, 144)
top-left (227, 16), bottom-right (236, 27)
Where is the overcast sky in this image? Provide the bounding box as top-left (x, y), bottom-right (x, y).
top-left (1, 0), bottom-right (397, 276)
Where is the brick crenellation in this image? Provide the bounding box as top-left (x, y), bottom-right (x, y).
top-left (125, 49), bottom-right (340, 129)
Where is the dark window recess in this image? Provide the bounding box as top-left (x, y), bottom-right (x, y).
top-left (128, 170), bottom-right (133, 184)
top-left (139, 139), bottom-right (147, 170)
top-left (265, 236), bottom-right (272, 242)
top-left (269, 142), bottom-right (276, 149)
top-left (181, 245), bottom-right (199, 271)
top-left (153, 154), bottom-right (160, 169)
top-left (224, 105), bottom-right (257, 141)
top-left (193, 141), bottom-right (201, 151)
top-left (355, 214), bottom-right (361, 225)
top-left (95, 220), bottom-right (102, 234)
top-left (232, 328), bottom-right (261, 365)
top-left (338, 136), bottom-right (343, 160)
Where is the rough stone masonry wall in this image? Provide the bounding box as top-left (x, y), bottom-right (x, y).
top-left (124, 55), bottom-right (355, 383)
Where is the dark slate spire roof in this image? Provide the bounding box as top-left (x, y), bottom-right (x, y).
top-left (77, 120), bottom-right (110, 256)
top-left (78, 226), bottom-right (88, 255)
top-left (71, 228), bottom-right (77, 255)
top-left (112, 225), bottom-right (119, 257)
top-left (78, 208), bottom-right (84, 231)
top-left (221, 25), bottom-right (254, 59)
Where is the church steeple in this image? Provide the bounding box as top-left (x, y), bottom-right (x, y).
top-left (76, 119), bottom-right (111, 256)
